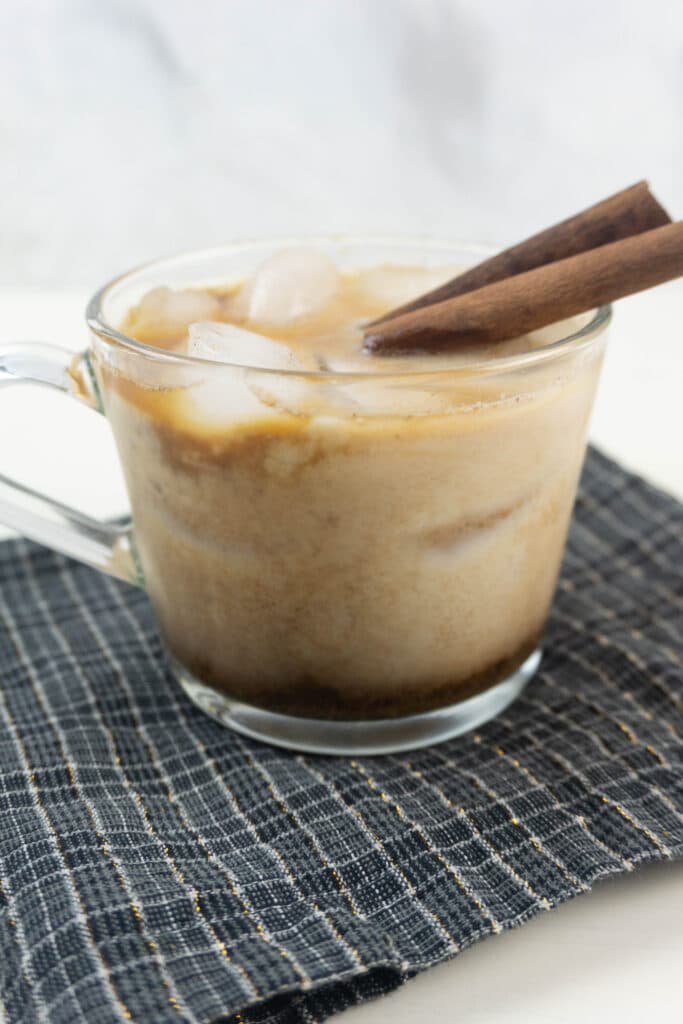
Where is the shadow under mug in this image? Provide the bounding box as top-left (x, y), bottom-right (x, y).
top-left (0, 238), bottom-right (610, 754)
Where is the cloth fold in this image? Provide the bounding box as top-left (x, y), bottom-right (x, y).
top-left (0, 448), bottom-right (681, 1024)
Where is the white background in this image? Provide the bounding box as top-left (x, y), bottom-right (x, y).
top-left (0, 2), bottom-right (681, 1022)
top-left (0, 0), bottom-right (681, 286)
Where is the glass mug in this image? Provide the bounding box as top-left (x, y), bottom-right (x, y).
top-left (0, 239), bottom-right (609, 754)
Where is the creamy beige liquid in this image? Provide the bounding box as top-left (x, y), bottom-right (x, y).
top-left (97, 259), bottom-right (605, 718)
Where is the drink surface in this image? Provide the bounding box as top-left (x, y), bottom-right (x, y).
top-left (96, 248), bottom-right (605, 719)
top-left (120, 249), bottom-right (586, 374)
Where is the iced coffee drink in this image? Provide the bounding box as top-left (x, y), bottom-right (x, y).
top-left (92, 241), bottom-right (607, 740)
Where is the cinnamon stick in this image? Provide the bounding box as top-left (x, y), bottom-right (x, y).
top-left (363, 220), bottom-right (683, 354)
top-left (369, 181), bottom-right (671, 326)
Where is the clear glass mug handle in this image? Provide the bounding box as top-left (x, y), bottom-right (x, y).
top-left (0, 343), bottom-right (141, 586)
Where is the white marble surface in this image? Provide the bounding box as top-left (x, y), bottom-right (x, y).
top-left (0, 281), bottom-right (682, 1023)
top-left (344, 862), bottom-right (683, 1024)
top-left (0, 1), bottom-right (681, 286)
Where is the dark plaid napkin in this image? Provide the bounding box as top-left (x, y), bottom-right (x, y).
top-left (0, 448), bottom-right (681, 1024)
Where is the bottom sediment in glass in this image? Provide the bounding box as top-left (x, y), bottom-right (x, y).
top-left (175, 648), bottom-right (541, 755)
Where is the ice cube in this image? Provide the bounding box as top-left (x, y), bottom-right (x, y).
top-left (178, 322), bottom-right (319, 428)
top-left (131, 286), bottom-right (222, 340)
top-left (243, 247), bottom-right (339, 325)
top-left (250, 372), bottom-right (454, 419)
top-left (355, 265), bottom-right (456, 311)
top-left (177, 368), bottom-right (268, 429)
top-left (187, 321), bottom-right (314, 371)
top-left (247, 374), bottom-right (316, 417)
top-left (117, 353), bottom-right (201, 392)
top-left (330, 376), bottom-right (458, 417)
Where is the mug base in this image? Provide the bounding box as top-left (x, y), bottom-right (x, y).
top-left (176, 648), bottom-right (541, 755)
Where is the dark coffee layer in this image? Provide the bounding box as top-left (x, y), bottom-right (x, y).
top-left (173, 632), bottom-right (542, 721)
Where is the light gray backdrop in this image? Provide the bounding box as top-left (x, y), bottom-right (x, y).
top-left (1, 0), bottom-right (680, 285)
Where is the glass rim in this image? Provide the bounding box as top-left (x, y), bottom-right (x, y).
top-left (85, 236), bottom-right (612, 380)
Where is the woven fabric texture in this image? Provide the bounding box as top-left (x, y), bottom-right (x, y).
top-left (0, 448), bottom-right (681, 1024)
